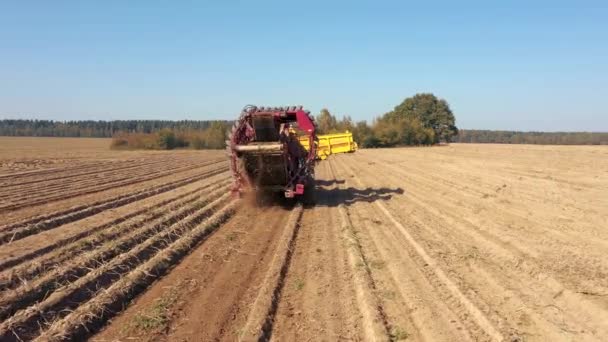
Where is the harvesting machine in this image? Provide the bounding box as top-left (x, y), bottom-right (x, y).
top-left (227, 105), bottom-right (317, 204)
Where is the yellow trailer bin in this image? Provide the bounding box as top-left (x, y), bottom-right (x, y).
top-left (299, 131), bottom-right (357, 160)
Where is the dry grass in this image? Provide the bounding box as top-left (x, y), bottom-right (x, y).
top-left (129, 286), bottom-right (180, 332)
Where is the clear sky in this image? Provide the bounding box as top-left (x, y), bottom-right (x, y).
top-left (1, 1), bottom-right (607, 131)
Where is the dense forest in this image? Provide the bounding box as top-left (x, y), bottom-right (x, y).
top-left (453, 130), bottom-right (607, 145)
top-left (1, 93), bottom-right (606, 147)
top-left (0, 119), bottom-right (230, 138)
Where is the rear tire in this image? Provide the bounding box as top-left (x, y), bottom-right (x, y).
top-left (302, 177), bottom-right (316, 206)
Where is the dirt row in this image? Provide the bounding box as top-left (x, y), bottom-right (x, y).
top-left (0, 148), bottom-right (242, 340)
top-left (93, 145), bottom-right (607, 342)
top-left (94, 160), bottom-right (394, 342)
top-left (0, 165), bottom-right (226, 235)
top-left (1, 143), bottom-right (605, 341)
top-left (1, 156), bottom-right (227, 225)
top-left (0, 176), bottom-right (232, 287)
top-left (0, 154), bottom-right (185, 188)
top-left (0, 180), bottom-right (235, 340)
top-left (0, 158), bottom-right (225, 211)
top-left (0, 168), bottom-right (228, 246)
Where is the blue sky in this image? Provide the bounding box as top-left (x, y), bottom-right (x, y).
top-left (1, 1), bottom-right (607, 131)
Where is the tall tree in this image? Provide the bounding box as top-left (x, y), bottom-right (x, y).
top-left (316, 108), bottom-right (338, 134)
top-left (338, 115), bottom-right (354, 132)
top-left (390, 93), bottom-right (458, 143)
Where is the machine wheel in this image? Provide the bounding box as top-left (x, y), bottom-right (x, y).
top-left (302, 177), bottom-right (316, 206)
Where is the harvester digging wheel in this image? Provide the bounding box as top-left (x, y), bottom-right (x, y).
top-left (227, 105), bottom-right (317, 204)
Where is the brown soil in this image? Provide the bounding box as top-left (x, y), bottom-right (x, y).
top-left (0, 138), bottom-right (606, 342)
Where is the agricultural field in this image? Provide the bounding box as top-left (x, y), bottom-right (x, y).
top-left (0, 137), bottom-right (606, 341)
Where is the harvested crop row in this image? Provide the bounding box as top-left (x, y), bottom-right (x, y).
top-left (0, 164), bottom-right (226, 234)
top-left (0, 195), bottom-right (232, 341)
top-left (0, 174), bottom-right (230, 275)
top-left (33, 201), bottom-right (237, 342)
top-left (0, 166), bottom-right (228, 245)
top-left (325, 161), bottom-right (390, 341)
top-left (0, 159), bottom-right (218, 206)
top-left (345, 156), bottom-right (608, 339)
top-left (328, 159), bottom-right (449, 340)
top-left (239, 204), bottom-right (303, 342)
top-left (0, 178), bottom-right (231, 289)
top-left (0, 156), bottom-right (204, 196)
top-left (0, 159), bottom-right (227, 212)
top-left (336, 157), bottom-right (504, 341)
top-left (0, 160), bottom-right (118, 181)
top-left (0, 155), bottom-right (186, 189)
top-left (0, 186), bottom-right (230, 321)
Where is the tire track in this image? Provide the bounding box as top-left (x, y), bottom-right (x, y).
top-left (330, 158), bottom-right (473, 341)
top-left (352, 152), bottom-right (608, 332)
top-left (361, 151), bottom-right (607, 242)
top-left (325, 161), bottom-right (390, 341)
top-left (239, 204), bottom-right (303, 342)
top-left (340, 152), bottom-right (608, 340)
top-left (335, 156), bottom-right (504, 341)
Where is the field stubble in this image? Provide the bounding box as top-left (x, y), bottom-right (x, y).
top-left (0, 138), bottom-right (606, 341)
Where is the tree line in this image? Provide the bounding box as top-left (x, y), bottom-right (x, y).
top-left (454, 130), bottom-right (607, 145)
top-left (316, 93), bottom-right (458, 147)
top-left (315, 93), bottom-right (606, 147)
top-left (110, 121), bottom-right (230, 150)
top-left (0, 119), bottom-right (229, 138)
top-left (2, 93), bottom-right (606, 147)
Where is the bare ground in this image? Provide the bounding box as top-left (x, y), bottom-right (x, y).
top-left (0, 139), bottom-right (606, 341)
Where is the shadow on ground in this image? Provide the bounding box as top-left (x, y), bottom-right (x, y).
top-left (316, 179), bottom-right (346, 186)
top-left (237, 180), bottom-right (404, 209)
top-left (315, 184), bottom-right (404, 207)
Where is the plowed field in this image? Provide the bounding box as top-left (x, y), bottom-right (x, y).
top-left (0, 138), bottom-right (606, 342)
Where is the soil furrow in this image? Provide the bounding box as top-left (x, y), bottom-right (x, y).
top-left (0, 159), bottom-right (220, 209)
top-left (0, 179), bottom-right (231, 289)
top-left (0, 187), bottom-right (230, 321)
top-left (34, 201), bottom-right (237, 342)
top-left (0, 195), bottom-right (232, 341)
top-left (0, 156), bottom-right (185, 188)
top-left (239, 204), bottom-right (303, 342)
top-left (0, 169), bottom-right (228, 247)
top-left (325, 161), bottom-right (391, 341)
top-left (0, 165), bottom-right (226, 234)
top-left (336, 156), bottom-right (504, 341)
top-left (0, 160), bottom-right (227, 212)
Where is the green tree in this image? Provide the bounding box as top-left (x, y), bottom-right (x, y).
top-left (337, 115), bottom-right (354, 132)
top-left (316, 108), bottom-right (338, 134)
top-left (204, 121), bottom-right (228, 149)
top-left (352, 120), bottom-right (372, 145)
top-left (389, 93), bottom-right (458, 143)
top-left (157, 129), bottom-right (176, 149)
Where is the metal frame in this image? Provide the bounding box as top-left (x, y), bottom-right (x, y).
top-left (227, 105), bottom-right (317, 197)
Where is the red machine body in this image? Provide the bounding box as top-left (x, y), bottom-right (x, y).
top-left (227, 105), bottom-right (317, 202)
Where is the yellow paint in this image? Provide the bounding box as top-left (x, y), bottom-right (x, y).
top-left (298, 131), bottom-right (358, 160)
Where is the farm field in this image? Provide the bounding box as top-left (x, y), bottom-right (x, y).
top-left (0, 138), bottom-right (607, 341)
